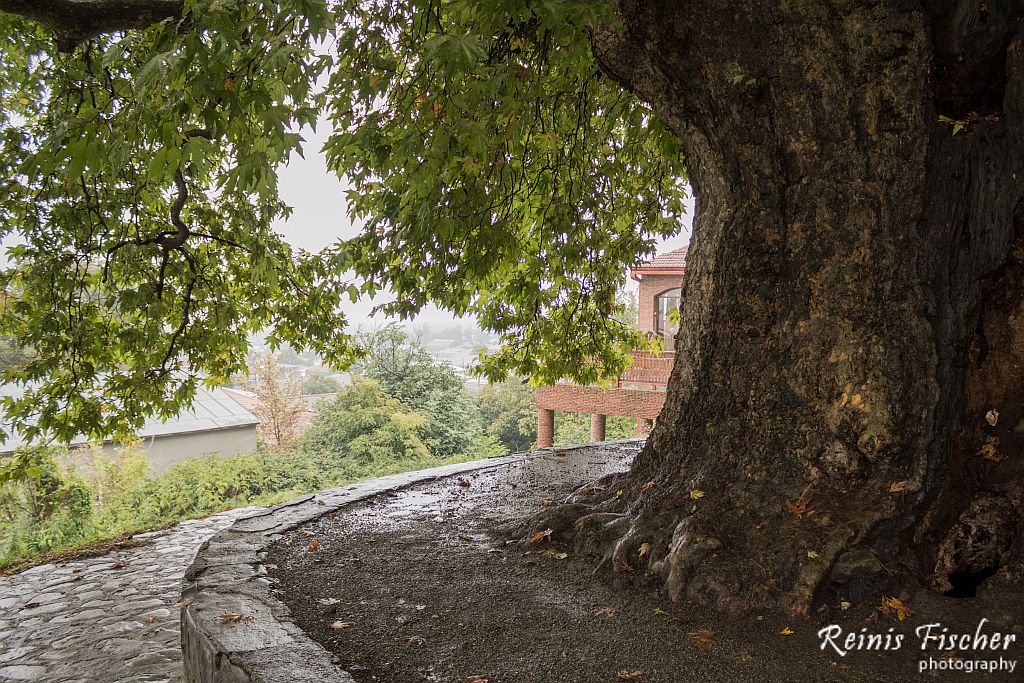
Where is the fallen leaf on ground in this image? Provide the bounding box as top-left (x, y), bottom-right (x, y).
top-left (616, 489), bottom-right (624, 497)
top-left (780, 627), bottom-right (794, 636)
top-left (785, 498), bottom-right (811, 518)
top-left (405, 635), bottom-right (426, 646)
top-left (144, 615), bottom-right (158, 623)
top-left (71, 568), bottom-right (82, 573)
top-left (297, 529), bottom-right (316, 537)
top-left (318, 598), bottom-right (340, 606)
top-left (688, 628), bottom-right (715, 649)
top-left (653, 608), bottom-right (667, 616)
top-left (881, 596), bottom-right (914, 621)
top-left (457, 478), bottom-right (471, 487)
top-left (217, 613), bottom-right (253, 624)
top-left (840, 600), bottom-right (852, 611)
top-left (733, 650), bottom-right (753, 662)
top-left (579, 484), bottom-right (605, 495)
top-left (329, 621), bottom-right (354, 630)
top-left (986, 409), bottom-right (999, 426)
top-left (640, 480), bottom-right (656, 492)
top-left (528, 528), bottom-right (553, 544)
top-left (807, 550), bottom-right (820, 559)
top-left (307, 539), bottom-right (320, 552)
top-left (593, 606), bottom-right (618, 619)
top-left (617, 670), bottom-right (644, 680)
top-left (689, 489), bottom-right (705, 500)
top-left (176, 597), bottom-right (194, 609)
top-left (110, 562), bottom-right (127, 569)
top-left (458, 534), bottom-right (475, 542)
top-left (539, 549), bottom-right (568, 559)
top-left (638, 542), bottom-right (651, 558)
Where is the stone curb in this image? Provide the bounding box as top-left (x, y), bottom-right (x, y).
top-left (179, 440), bottom-right (642, 682)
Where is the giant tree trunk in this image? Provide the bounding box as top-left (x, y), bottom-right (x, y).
top-left (531, 1), bottom-right (1024, 614)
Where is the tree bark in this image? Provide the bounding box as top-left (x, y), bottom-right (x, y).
top-left (0, 0), bottom-right (182, 48)
top-left (539, 0), bottom-right (1024, 614)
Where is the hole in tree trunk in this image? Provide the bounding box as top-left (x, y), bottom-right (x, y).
top-left (942, 565), bottom-right (999, 599)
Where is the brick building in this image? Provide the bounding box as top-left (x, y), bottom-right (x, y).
top-left (536, 246), bottom-right (687, 447)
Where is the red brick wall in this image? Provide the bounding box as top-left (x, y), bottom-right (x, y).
top-left (637, 273), bottom-right (684, 334)
top-left (536, 385), bottom-right (666, 420)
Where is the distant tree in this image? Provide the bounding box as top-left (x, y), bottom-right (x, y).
top-left (299, 379), bottom-right (430, 464)
top-left (614, 291), bottom-right (639, 330)
top-left (303, 372), bottom-right (342, 395)
top-left (554, 413), bottom-right (635, 447)
top-left (357, 325), bottom-right (483, 458)
top-left (0, 337), bottom-right (34, 374)
top-left (476, 382), bottom-right (537, 454)
top-left (241, 355), bottom-right (305, 451)
top-left (276, 346), bottom-right (303, 367)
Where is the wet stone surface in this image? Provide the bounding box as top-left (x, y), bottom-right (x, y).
top-left (0, 508), bottom-right (263, 683)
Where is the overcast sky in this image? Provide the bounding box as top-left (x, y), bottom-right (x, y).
top-left (272, 124), bottom-right (694, 331)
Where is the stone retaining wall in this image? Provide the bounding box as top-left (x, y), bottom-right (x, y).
top-left (179, 443), bottom-right (639, 682)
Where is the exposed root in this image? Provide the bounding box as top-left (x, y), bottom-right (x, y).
top-left (787, 528), bottom-right (855, 615)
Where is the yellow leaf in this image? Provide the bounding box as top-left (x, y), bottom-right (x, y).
top-left (780, 627), bottom-right (794, 636)
top-left (889, 480), bottom-right (909, 494)
top-left (688, 628), bottom-right (715, 649)
top-left (690, 489), bottom-right (705, 500)
top-left (840, 601), bottom-right (851, 611)
top-left (638, 542), bottom-right (651, 558)
top-left (528, 528), bottom-right (553, 544)
top-left (218, 613), bottom-right (253, 624)
top-left (616, 489), bottom-right (624, 497)
top-left (977, 442), bottom-right (1007, 462)
top-left (806, 550), bottom-right (820, 559)
top-left (617, 670), bottom-right (643, 680)
top-left (539, 549), bottom-right (567, 559)
top-left (881, 596), bottom-right (914, 621)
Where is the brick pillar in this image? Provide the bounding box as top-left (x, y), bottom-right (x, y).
top-left (590, 413), bottom-right (606, 442)
top-left (537, 408), bottom-right (555, 448)
top-left (635, 417), bottom-right (653, 437)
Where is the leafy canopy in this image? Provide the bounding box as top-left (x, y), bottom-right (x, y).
top-left (0, 0), bottom-right (686, 446)
top-left (356, 324), bottom-right (486, 458)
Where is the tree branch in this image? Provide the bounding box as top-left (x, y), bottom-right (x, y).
top-left (0, 0), bottom-right (183, 49)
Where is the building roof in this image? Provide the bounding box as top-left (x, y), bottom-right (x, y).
top-left (222, 387), bottom-right (258, 413)
top-left (0, 384), bottom-right (260, 453)
top-left (631, 246), bottom-right (688, 279)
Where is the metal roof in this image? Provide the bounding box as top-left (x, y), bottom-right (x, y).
top-left (0, 384), bottom-right (260, 453)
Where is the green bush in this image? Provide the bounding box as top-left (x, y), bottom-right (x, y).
top-left (0, 440), bottom-right (478, 570)
top-left (0, 447), bottom-right (94, 563)
top-left (553, 412), bottom-right (636, 446)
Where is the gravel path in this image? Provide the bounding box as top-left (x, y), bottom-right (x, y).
top-left (0, 507), bottom-right (263, 683)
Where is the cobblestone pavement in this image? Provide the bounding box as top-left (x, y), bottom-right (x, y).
top-left (0, 507), bottom-right (264, 683)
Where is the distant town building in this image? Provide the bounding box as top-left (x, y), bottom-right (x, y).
top-left (535, 247), bottom-right (687, 447)
top-left (0, 385), bottom-right (260, 474)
